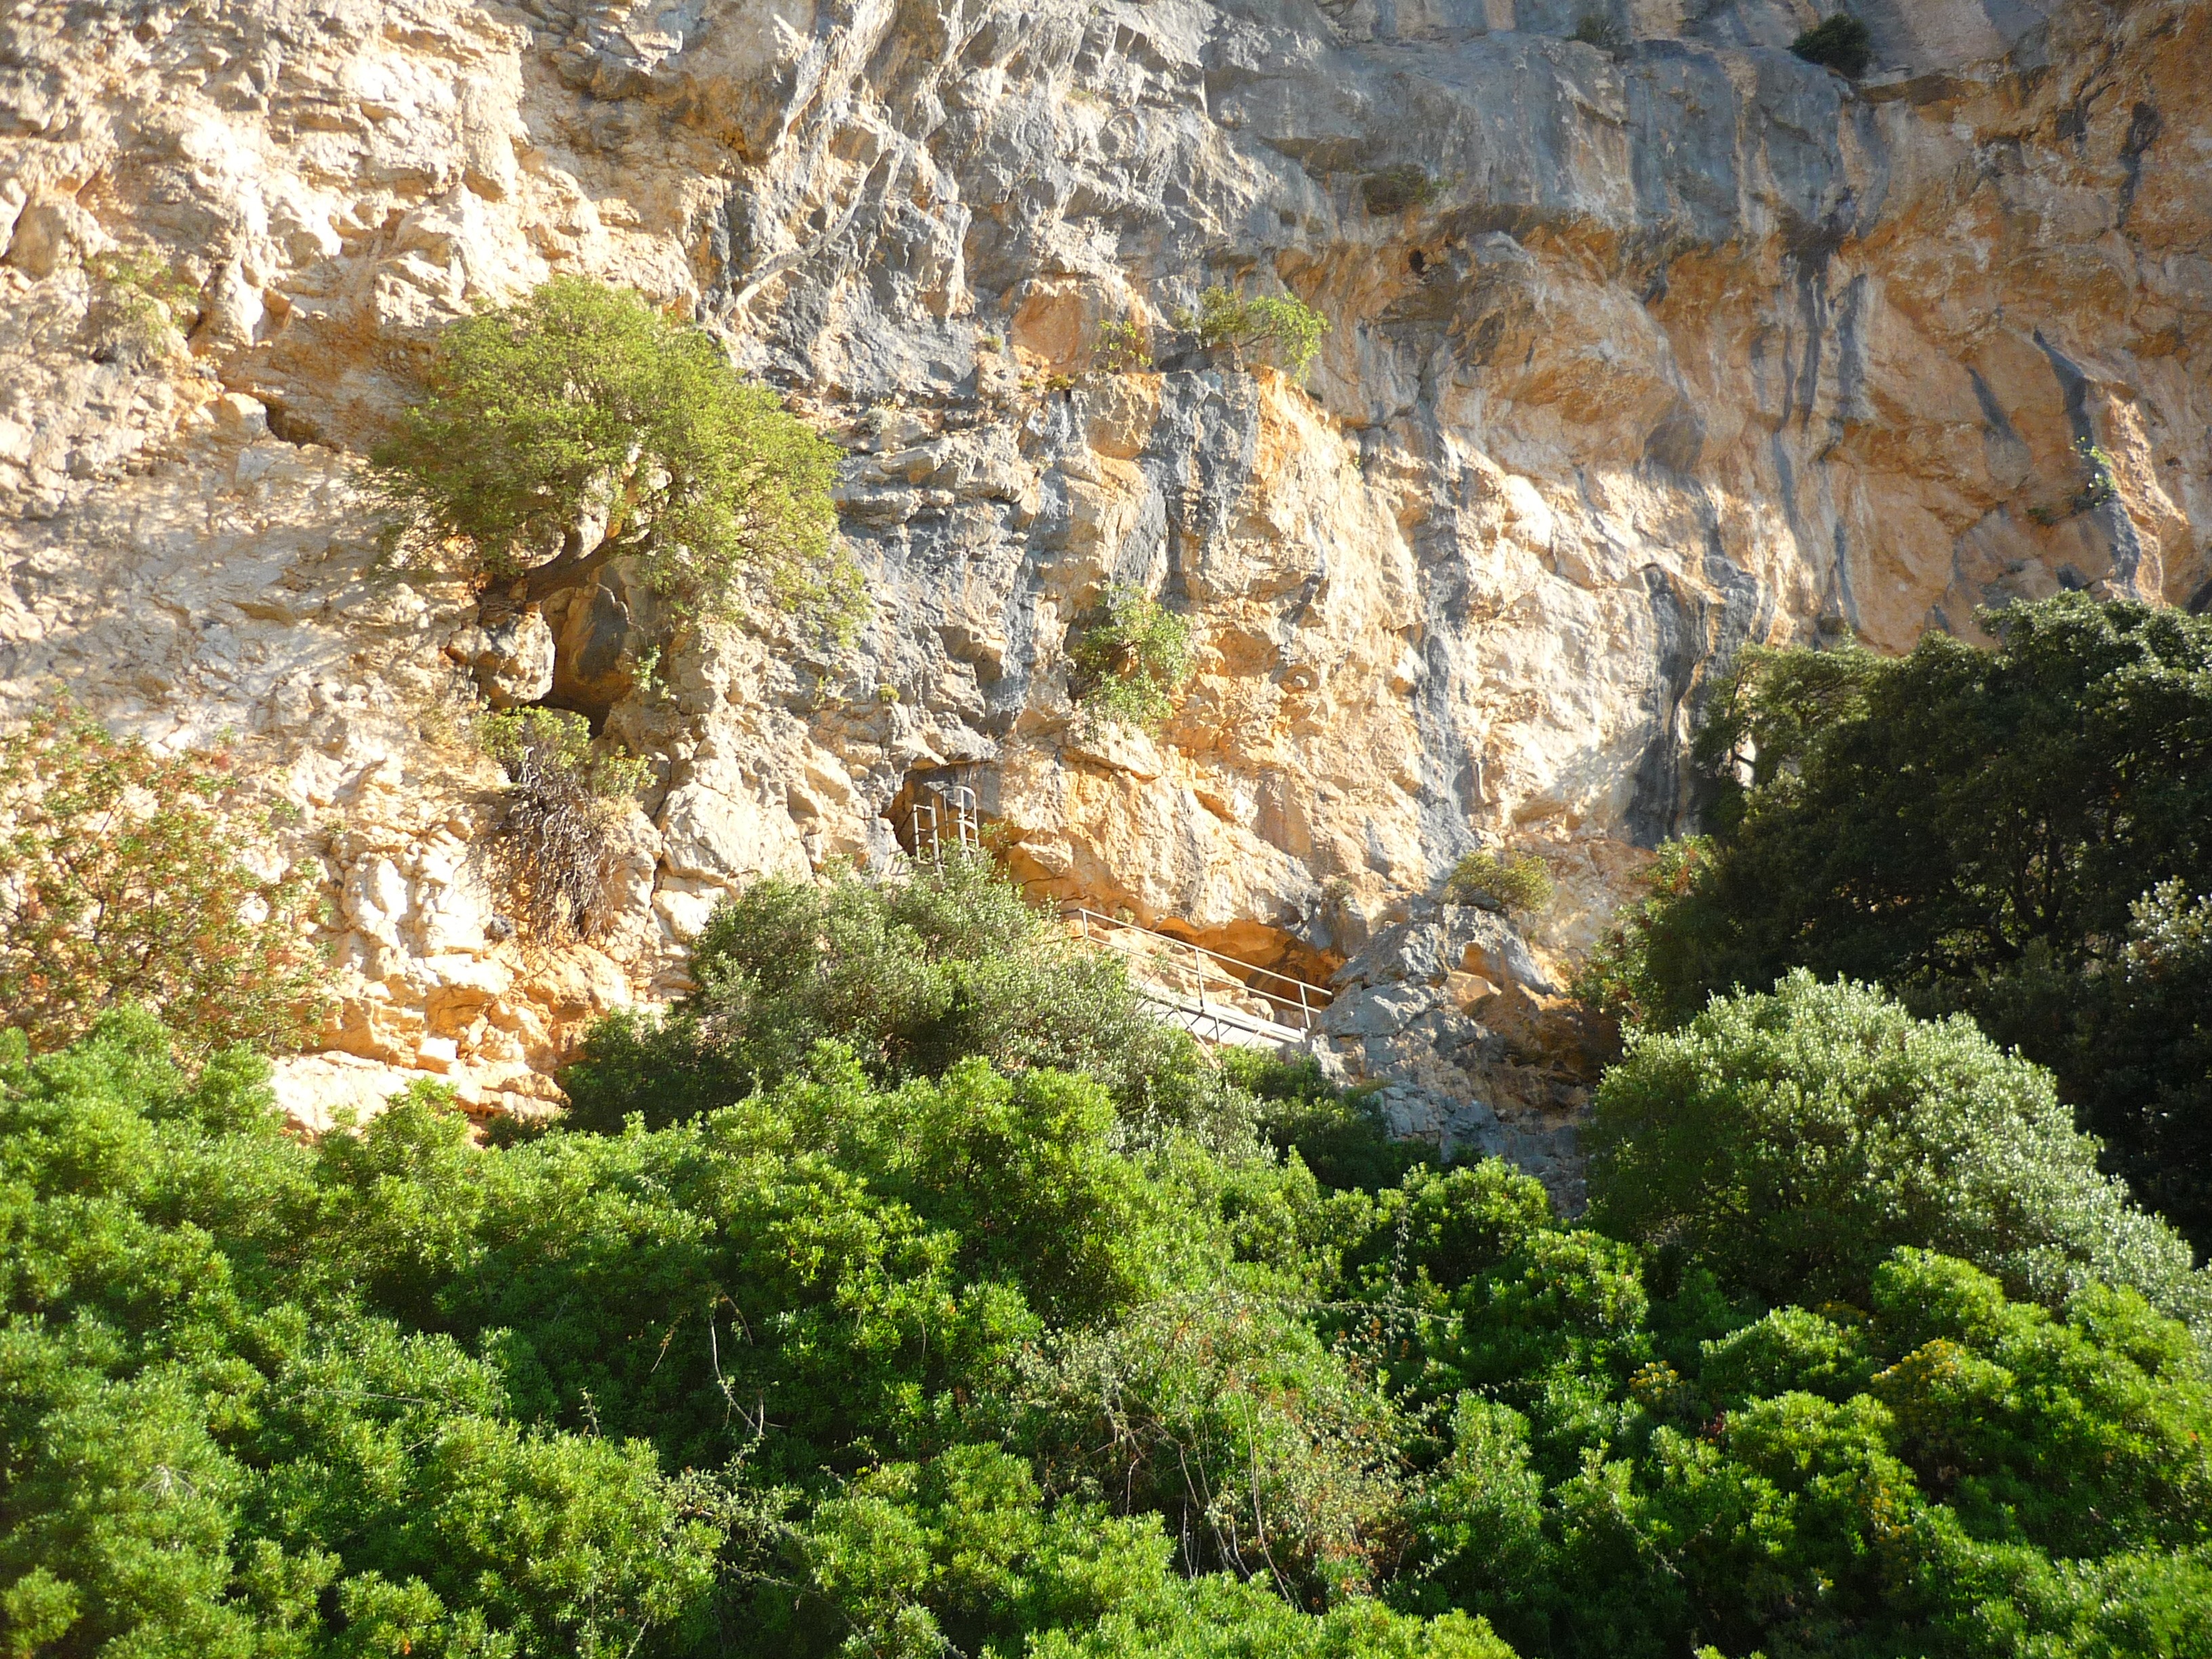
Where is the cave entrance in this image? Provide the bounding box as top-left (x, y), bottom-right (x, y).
top-left (886, 767), bottom-right (985, 864)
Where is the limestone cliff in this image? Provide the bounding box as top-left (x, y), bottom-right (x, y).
top-left (2, 0), bottom-right (2205, 1168)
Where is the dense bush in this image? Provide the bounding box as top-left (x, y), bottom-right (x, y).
top-left (1068, 583), bottom-right (1194, 735)
top-left (0, 701), bottom-right (325, 1054)
top-left (562, 853), bottom-right (1240, 1142)
top-left (1790, 12), bottom-right (1872, 77)
top-left (1585, 594), bottom-right (2212, 1244)
top-left (373, 276), bottom-right (857, 628)
top-left (1588, 972), bottom-right (2212, 1325)
top-left (17, 1003), bottom-right (2212, 1659)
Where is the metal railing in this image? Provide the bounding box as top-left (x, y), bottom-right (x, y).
top-left (1062, 905), bottom-right (1333, 1033)
top-left (908, 783), bottom-right (980, 865)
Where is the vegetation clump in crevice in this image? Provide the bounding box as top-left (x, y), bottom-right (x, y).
top-left (1566, 14), bottom-right (1628, 56)
top-left (2029, 434), bottom-right (2121, 524)
top-left (371, 276), bottom-right (861, 634)
top-left (0, 699), bottom-right (325, 1054)
top-left (1068, 582), bottom-right (1194, 735)
top-left (83, 247), bottom-right (200, 364)
top-left (1361, 164), bottom-right (1439, 216)
top-left (1790, 12), bottom-right (1872, 77)
top-left (1092, 316), bottom-right (1153, 372)
top-left (477, 705), bottom-right (649, 943)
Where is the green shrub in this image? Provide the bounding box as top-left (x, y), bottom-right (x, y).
top-left (1180, 285), bottom-right (1330, 375)
top-left (1443, 850), bottom-right (1553, 914)
top-left (477, 705), bottom-right (649, 941)
top-left (1223, 1049), bottom-right (1432, 1191)
top-left (1583, 594), bottom-right (2212, 1246)
top-left (373, 276), bottom-right (859, 630)
top-left (561, 853), bottom-right (1242, 1143)
top-left (1586, 971), bottom-right (2211, 1325)
top-left (14, 1001), bottom-right (2212, 1659)
top-left (0, 700), bottom-right (325, 1054)
top-left (1790, 12), bottom-right (1872, 77)
top-left (1570, 838), bottom-right (1710, 1025)
top-left (1094, 316), bottom-right (1153, 372)
top-left (83, 248), bottom-right (199, 363)
top-left (1069, 582), bottom-right (1194, 734)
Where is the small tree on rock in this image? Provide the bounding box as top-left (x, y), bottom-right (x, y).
top-left (373, 277), bottom-right (857, 630)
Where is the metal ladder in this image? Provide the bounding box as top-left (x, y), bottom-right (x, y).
top-left (908, 782), bottom-right (980, 865)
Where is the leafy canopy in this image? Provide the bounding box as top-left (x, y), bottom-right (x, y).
top-left (373, 276), bottom-right (856, 626)
top-left (1583, 594), bottom-right (2212, 1245)
top-left (1181, 286), bottom-right (1330, 375)
top-left (1587, 971), bottom-right (2211, 1326)
top-left (14, 824), bottom-right (2212, 1658)
top-left (0, 701), bottom-right (325, 1054)
top-left (1443, 851), bottom-right (1553, 916)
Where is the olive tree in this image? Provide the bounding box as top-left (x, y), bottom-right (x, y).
top-left (373, 277), bottom-right (856, 628)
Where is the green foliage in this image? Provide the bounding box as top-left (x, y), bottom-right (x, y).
top-left (15, 977), bottom-right (2212, 1658)
top-left (1180, 286), bottom-right (1331, 375)
top-left (1068, 583), bottom-right (1195, 734)
top-left (1586, 972), bottom-right (2211, 1325)
top-left (1789, 12), bottom-right (1872, 77)
top-left (1570, 838), bottom-right (1710, 1025)
top-left (0, 1010), bottom-right (722, 1659)
top-left (477, 706), bottom-right (649, 941)
top-left (83, 248), bottom-right (199, 364)
top-left (1223, 1050), bottom-right (1431, 1192)
top-left (1442, 851), bottom-right (1553, 916)
top-left (562, 853), bottom-right (1242, 1143)
top-left (0, 701), bottom-right (325, 1054)
top-left (1093, 317), bottom-right (1153, 373)
top-left (371, 276), bottom-right (858, 630)
top-left (0, 1009), bottom-right (1513, 1658)
top-left (1587, 594), bottom-right (2212, 1244)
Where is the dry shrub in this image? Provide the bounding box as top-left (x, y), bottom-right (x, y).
top-left (478, 707), bottom-right (649, 941)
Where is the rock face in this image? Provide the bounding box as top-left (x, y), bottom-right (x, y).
top-left (1, 0), bottom-right (2206, 1146)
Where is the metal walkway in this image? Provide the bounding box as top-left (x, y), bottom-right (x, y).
top-left (1063, 906), bottom-right (1333, 1052)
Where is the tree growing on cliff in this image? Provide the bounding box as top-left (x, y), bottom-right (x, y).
top-left (373, 277), bottom-right (859, 630)
top-left (1790, 12), bottom-right (1872, 77)
top-left (1181, 286), bottom-right (1330, 375)
top-left (1069, 583), bottom-right (1193, 734)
